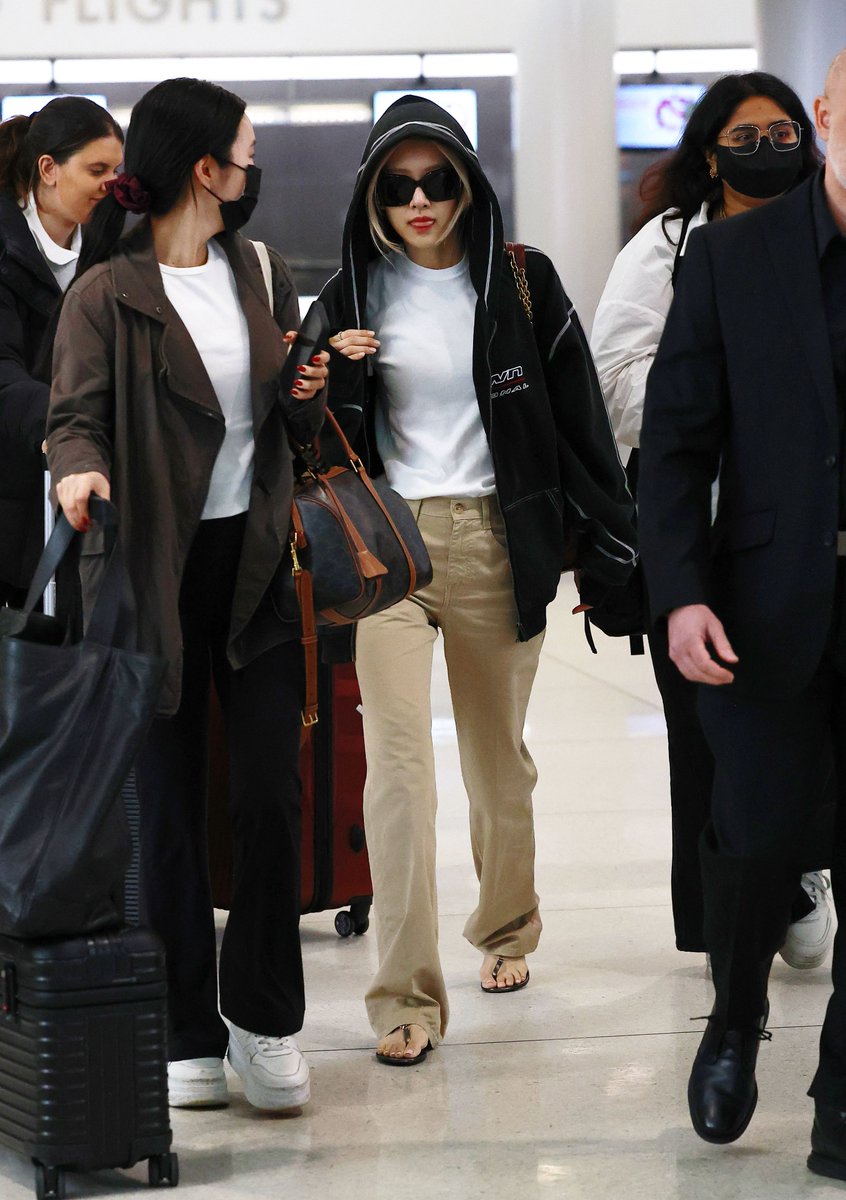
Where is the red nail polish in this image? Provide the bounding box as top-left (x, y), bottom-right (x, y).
top-left (297, 365), bottom-right (307, 374)
top-left (291, 388), bottom-right (299, 396)
top-left (311, 355), bottom-right (322, 364)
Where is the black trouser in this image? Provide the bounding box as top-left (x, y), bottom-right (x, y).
top-left (135, 514), bottom-right (305, 1061)
top-left (648, 621), bottom-right (713, 951)
top-left (649, 619), bottom-right (821, 952)
top-left (0, 582), bottom-right (28, 607)
top-left (696, 662), bottom-right (846, 1102)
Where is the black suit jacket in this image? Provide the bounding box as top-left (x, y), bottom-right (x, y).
top-left (639, 173), bottom-right (841, 697)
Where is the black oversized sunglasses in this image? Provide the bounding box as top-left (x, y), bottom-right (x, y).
top-left (376, 165), bottom-right (462, 208)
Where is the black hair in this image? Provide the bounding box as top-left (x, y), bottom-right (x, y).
top-left (634, 71), bottom-right (822, 233)
top-left (75, 76), bottom-right (246, 280)
top-left (0, 95), bottom-right (123, 200)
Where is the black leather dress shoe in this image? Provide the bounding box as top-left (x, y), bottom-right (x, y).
top-left (808, 1104), bottom-right (846, 1181)
top-left (687, 1013), bottom-right (771, 1144)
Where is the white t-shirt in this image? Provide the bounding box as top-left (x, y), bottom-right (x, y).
top-left (21, 192), bottom-right (81, 293)
top-left (160, 241), bottom-right (253, 519)
top-left (366, 252), bottom-right (495, 499)
top-left (590, 201), bottom-right (709, 450)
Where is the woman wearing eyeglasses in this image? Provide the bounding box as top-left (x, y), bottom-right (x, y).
top-left (591, 73), bottom-right (826, 968)
top-left (319, 95), bottom-right (636, 1065)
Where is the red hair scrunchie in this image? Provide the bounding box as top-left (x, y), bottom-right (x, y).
top-left (105, 173), bottom-right (152, 214)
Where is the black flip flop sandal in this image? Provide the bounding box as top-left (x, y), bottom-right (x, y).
top-left (480, 956), bottom-right (530, 994)
top-left (375, 1023), bottom-right (432, 1066)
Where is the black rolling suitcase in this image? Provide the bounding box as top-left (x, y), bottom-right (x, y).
top-left (0, 927), bottom-right (177, 1199)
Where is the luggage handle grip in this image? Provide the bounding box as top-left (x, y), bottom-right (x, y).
top-left (23, 497), bottom-right (138, 650)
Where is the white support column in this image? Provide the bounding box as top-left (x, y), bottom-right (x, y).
top-left (513, 0), bottom-right (619, 327)
top-left (756, 0), bottom-right (846, 117)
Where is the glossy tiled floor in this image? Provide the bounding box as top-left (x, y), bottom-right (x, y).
top-left (1, 580), bottom-right (839, 1199)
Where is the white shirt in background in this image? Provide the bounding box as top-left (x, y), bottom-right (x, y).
top-left (160, 240), bottom-right (253, 519)
top-left (21, 192), bottom-right (81, 294)
top-left (366, 252), bottom-right (495, 499)
top-left (590, 200), bottom-right (709, 450)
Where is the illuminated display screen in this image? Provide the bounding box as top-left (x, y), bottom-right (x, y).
top-left (616, 84), bottom-right (705, 150)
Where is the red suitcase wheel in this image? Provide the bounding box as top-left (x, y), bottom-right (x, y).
top-left (334, 910), bottom-right (354, 938)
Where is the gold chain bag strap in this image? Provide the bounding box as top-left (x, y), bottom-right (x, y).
top-left (506, 241), bottom-right (533, 322)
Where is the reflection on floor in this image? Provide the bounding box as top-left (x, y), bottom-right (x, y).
top-left (0, 580), bottom-right (838, 1199)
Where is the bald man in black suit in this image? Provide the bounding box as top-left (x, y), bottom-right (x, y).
top-left (640, 50), bottom-right (846, 1179)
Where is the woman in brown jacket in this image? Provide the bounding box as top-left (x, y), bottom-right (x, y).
top-left (46, 77), bottom-right (328, 1115)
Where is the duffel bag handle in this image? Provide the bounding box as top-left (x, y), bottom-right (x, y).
top-left (304, 408), bottom-right (363, 474)
top-left (289, 414), bottom-right (421, 726)
top-left (303, 411), bottom-right (415, 587)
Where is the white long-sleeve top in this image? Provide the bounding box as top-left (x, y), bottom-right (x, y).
top-left (590, 201), bottom-right (709, 450)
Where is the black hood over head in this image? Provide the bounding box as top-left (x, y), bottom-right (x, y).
top-left (339, 95), bottom-right (504, 329)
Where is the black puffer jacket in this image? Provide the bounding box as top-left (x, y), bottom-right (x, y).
top-left (0, 189), bottom-right (60, 589)
top-left (318, 96), bottom-right (636, 642)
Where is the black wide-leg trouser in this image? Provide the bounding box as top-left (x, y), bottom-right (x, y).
top-left (648, 620), bottom-right (714, 951)
top-left (696, 659), bottom-right (846, 1103)
top-left (135, 514), bottom-right (305, 1062)
top-left (648, 619), bottom-right (825, 952)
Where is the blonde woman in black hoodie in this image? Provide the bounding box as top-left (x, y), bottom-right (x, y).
top-left (321, 96), bottom-right (636, 1065)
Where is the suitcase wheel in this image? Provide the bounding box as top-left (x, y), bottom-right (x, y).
top-left (351, 899), bottom-right (371, 936)
top-left (33, 1163), bottom-right (65, 1200)
top-left (334, 902), bottom-right (371, 938)
top-left (334, 910), bottom-right (355, 938)
top-left (148, 1152), bottom-right (179, 1188)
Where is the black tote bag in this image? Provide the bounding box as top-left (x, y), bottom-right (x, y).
top-left (0, 498), bottom-right (165, 938)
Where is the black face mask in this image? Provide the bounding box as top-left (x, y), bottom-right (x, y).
top-left (208, 162), bottom-right (262, 233)
top-left (713, 140), bottom-right (802, 200)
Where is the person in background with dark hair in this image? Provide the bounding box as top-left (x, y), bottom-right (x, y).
top-left (0, 96), bottom-right (122, 604)
top-left (45, 77), bottom-right (328, 1115)
top-left (591, 72), bottom-right (832, 968)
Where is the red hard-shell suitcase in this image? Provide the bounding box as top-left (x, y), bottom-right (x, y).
top-left (0, 927), bottom-right (177, 1199)
top-left (207, 660), bottom-right (372, 937)
top-left (299, 661), bottom-right (372, 936)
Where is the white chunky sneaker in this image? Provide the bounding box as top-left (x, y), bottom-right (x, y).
top-left (167, 1057), bottom-right (228, 1108)
top-left (779, 872), bottom-right (834, 970)
top-left (227, 1023), bottom-right (310, 1112)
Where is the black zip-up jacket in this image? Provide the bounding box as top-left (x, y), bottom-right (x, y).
top-left (317, 95), bottom-right (636, 641)
top-left (0, 189), bottom-right (59, 589)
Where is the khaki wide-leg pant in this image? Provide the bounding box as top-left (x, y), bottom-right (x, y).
top-left (355, 495), bottom-right (544, 1046)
